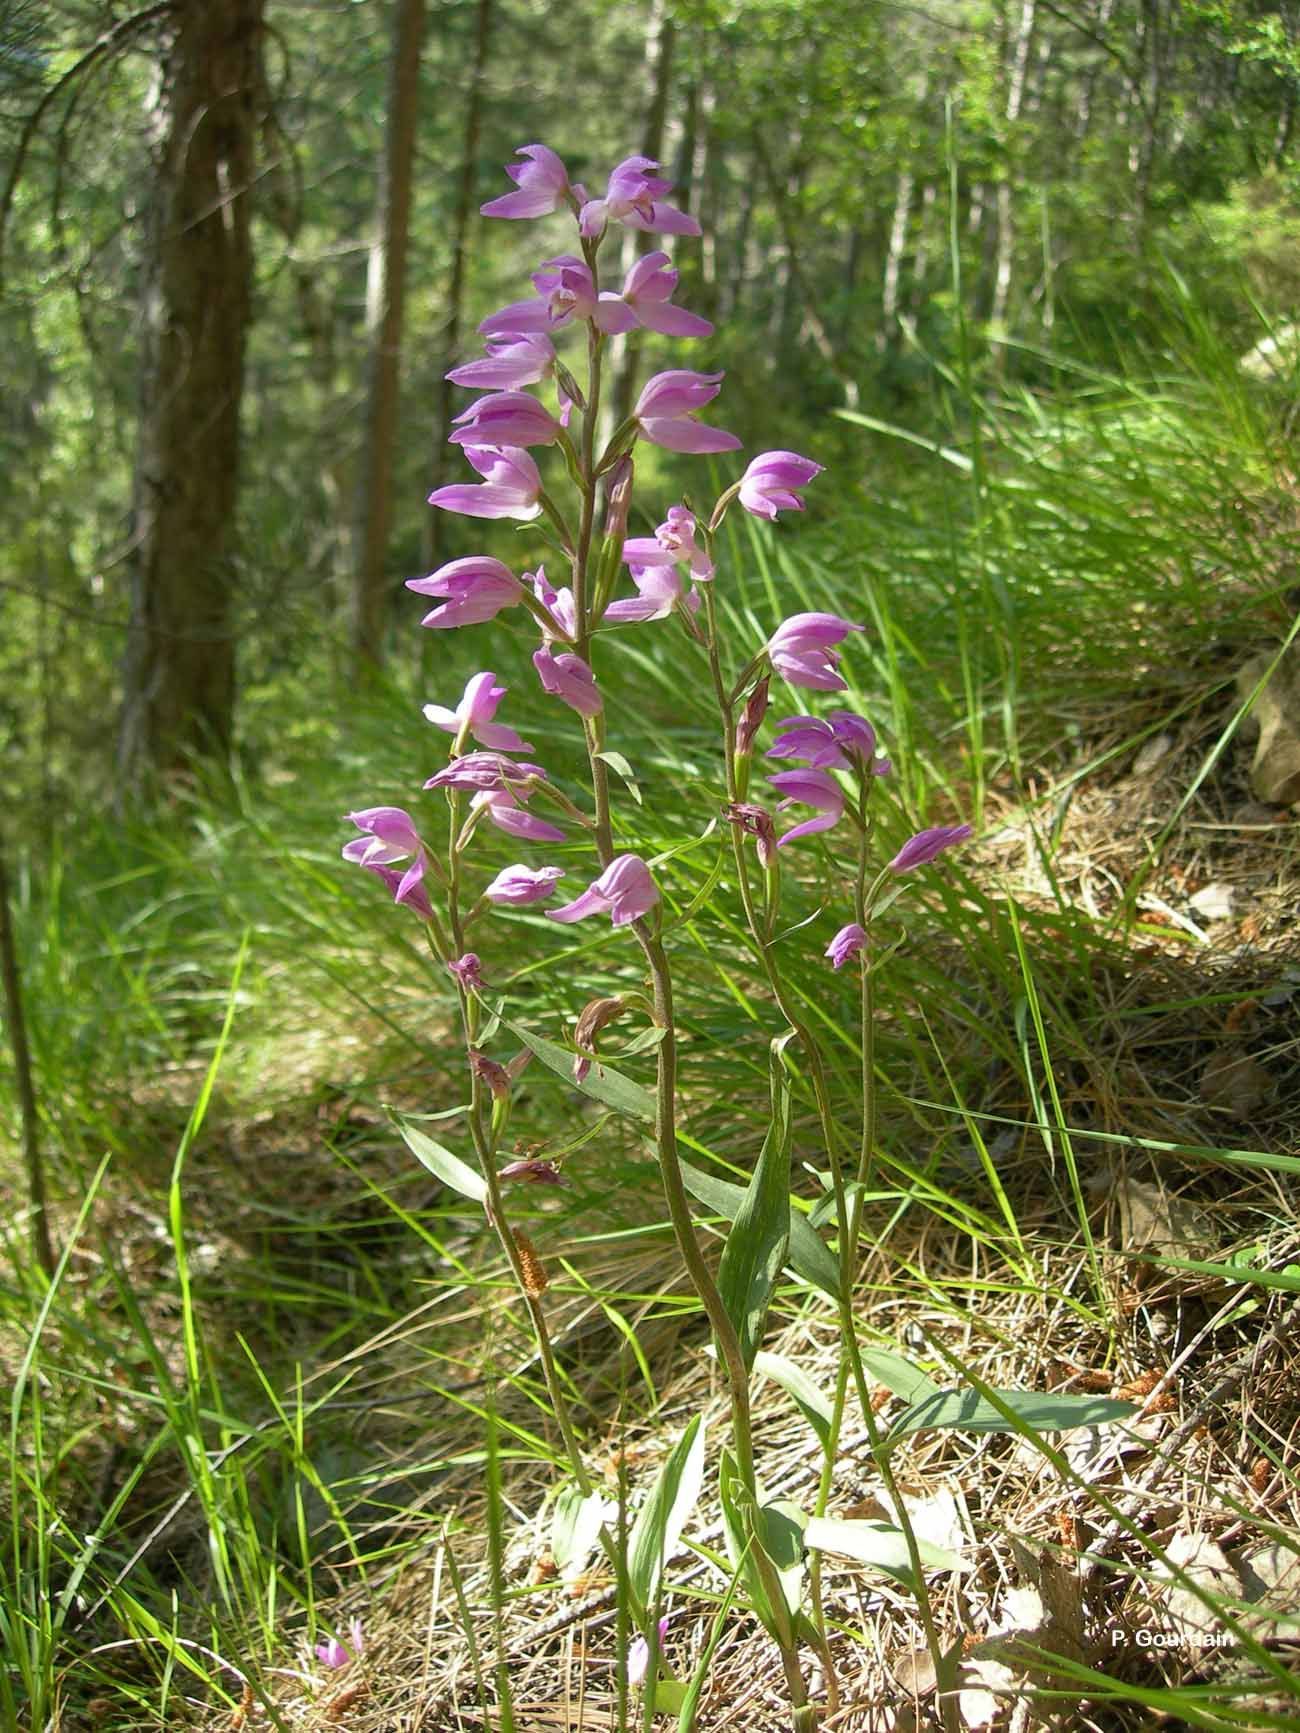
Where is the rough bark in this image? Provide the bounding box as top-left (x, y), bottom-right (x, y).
top-left (352, 0), bottom-right (427, 672)
top-left (119, 0), bottom-right (263, 784)
top-left (0, 832), bottom-right (54, 1278)
top-left (425, 0), bottom-right (495, 569)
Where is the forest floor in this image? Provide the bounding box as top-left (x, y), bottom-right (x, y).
top-left (150, 675), bottom-right (1299, 1733)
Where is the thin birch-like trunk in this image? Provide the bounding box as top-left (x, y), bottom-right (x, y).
top-left (351, 0), bottom-right (426, 672)
top-left (426, 0), bottom-right (495, 567)
top-left (991, 0), bottom-right (1037, 337)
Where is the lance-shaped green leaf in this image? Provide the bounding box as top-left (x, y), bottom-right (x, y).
top-left (626, 1414), bottom-right (705, 1625)
top-left (501, 1015), bottom-right (655, 1121)
top-left (394, 1115), bottom-right (487, 1204)
top-left (752, 1351), bottom-right (834, 1453)
top-left (890, 1386), bottom-right (1139, 1441)
top-left (680, 1164), bottom-right (839, 1300)
top-left (717, 1449), bottom-right (805, 1645)
top-left (551, 1484), bottom-right (612, 1584)
top-left (804, 1515), bottom-right (963, 1589)
top-left (861, 1347), bottom-right (944, 1408)
top-left (716, 1036), bottom-right (795, 1367)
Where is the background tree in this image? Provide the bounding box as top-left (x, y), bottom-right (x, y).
top-left (118, 0), bottom-right (265, 783)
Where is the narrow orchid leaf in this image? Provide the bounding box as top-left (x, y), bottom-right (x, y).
top-left (626, 1414), bottom-right (705, 1625)
top-left (716, 1036), bottom-right (794, 1366)
top-left (594, 749), bottom-right (642, 804)
top-left (752, 1351), bottom-right (834, 1452)
top-left (890, 1387), bottom-right (1139, 1440)
top-left (394, 1116), bottom-right (487, 1204)
top-left (502, 1016), bottom-right (655, 1121)
top-left (804, 1516), bottom-right (962, 1585)
top-left (680, 1161), bottom-right (839, 1299)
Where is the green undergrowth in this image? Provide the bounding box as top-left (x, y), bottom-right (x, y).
top-left (2, 318), bottom-right (1298, 1728)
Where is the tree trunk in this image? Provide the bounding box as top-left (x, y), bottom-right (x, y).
top-left (991, 0), bottom-right (1037, 338)
top-left (352, 0), bottom-right (427, 673)
top-left (604, 0), bottom-right (677, 439)
top-left (119, 0), bottom-right (262, 785)
top-left (425, 0), bottom-right (495, 569)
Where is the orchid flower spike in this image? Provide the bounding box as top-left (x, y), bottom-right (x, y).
top-left (825, 923), bottom-right (868, 969)
top-left (889, 824), bottom-right (973, 873)
top-left (423, 672), bottom-right (533, 752)
top-left (634, 371), bottom-right (741, 455)
top-left (428, 446), bottom-right (543, 521)
top-left (547, 855), bottom-right (659, 926)
top-left (768, 768), bottom-right (845, 847)
top-left (480, 144), bottom-right (571, 220)
top-left (766, 612), bottom-right (864, 691)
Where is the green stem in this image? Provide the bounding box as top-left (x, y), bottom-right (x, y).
top-left (703, 597), bottom-right (959, 1733)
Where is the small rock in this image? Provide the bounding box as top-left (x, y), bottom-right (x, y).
top-left (1188, 882), bottom-right (1235, 922)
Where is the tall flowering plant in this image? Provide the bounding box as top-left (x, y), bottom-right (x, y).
top-left (344, 145), bottom-right (976, 1731)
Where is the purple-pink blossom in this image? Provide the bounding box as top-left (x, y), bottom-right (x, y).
top-left (446, 334), bottom-right (556, 392)
top-left (634, 371), bottom-right (741, 455)
top-left (343, 808), bottom-right (430, 909)
top-left (825, 923), bottom-right (868, 969)
top-left (480, 144), bottom-right (571, 220)
top-left (424, 752), bottom-right (548, 793)
top-left (483, 863), bottom-right (566, 905)
top-left (767, 612), bottom-right (864, 691)
top-left (594, 252), bottom-right (712, 338)
top-left (528, 565), bottom-right (577, 641)
top-left (580, 156), bottom-right (699, 238)
top-left (622, 505), bottom-right (714, 581)
top-left (768, 768), bottom-right (845, 847)
top-left (406, 555), bottom-right (523, 629)
top-left (604, 564), bottom-right (699, 623)
top-left (498, 1157), bottom-right (566, 1185)
top-left (471, 786), bottom-right (566, 844)
top-left (767, 712), bottom-right (889, 775)
top-left (428, 446), bottom-right (542, 521)
top-left (548, 855), bottom-right (659, 926)
top-left (533, 645), bottom-right (602, 716)
top-left (889, 824), bottom-right (973, 873)
top-left (423, 672), bottom-right (533, 753)
top-left (448, 953), bottom-right (485, 991)
top-left (627, 1617), bottom-right (671, 1688)
top-left (449, 391), bottom-right (562, 449)
top-left (480, 256), bottom-right (597, 335)
top-left (738, 450), bottom-right (824, 519)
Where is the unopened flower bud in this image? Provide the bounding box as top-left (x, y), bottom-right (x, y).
top-left (735, 676), bottom-right (770, 757)
top-left (554, 359), bottom-right (587, 413)
top-left (470, 1049), bottom-right (512, 1098)
top-left (573, 995), bottom-right (627, 1083)
top-left (603, 456), bottom-right (634, 539)
top-left (726, 802), bottom-right (777, 870)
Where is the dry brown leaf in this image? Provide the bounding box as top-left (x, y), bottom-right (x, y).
top-left (1115, 1177), bottom-right (1217, 1260)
